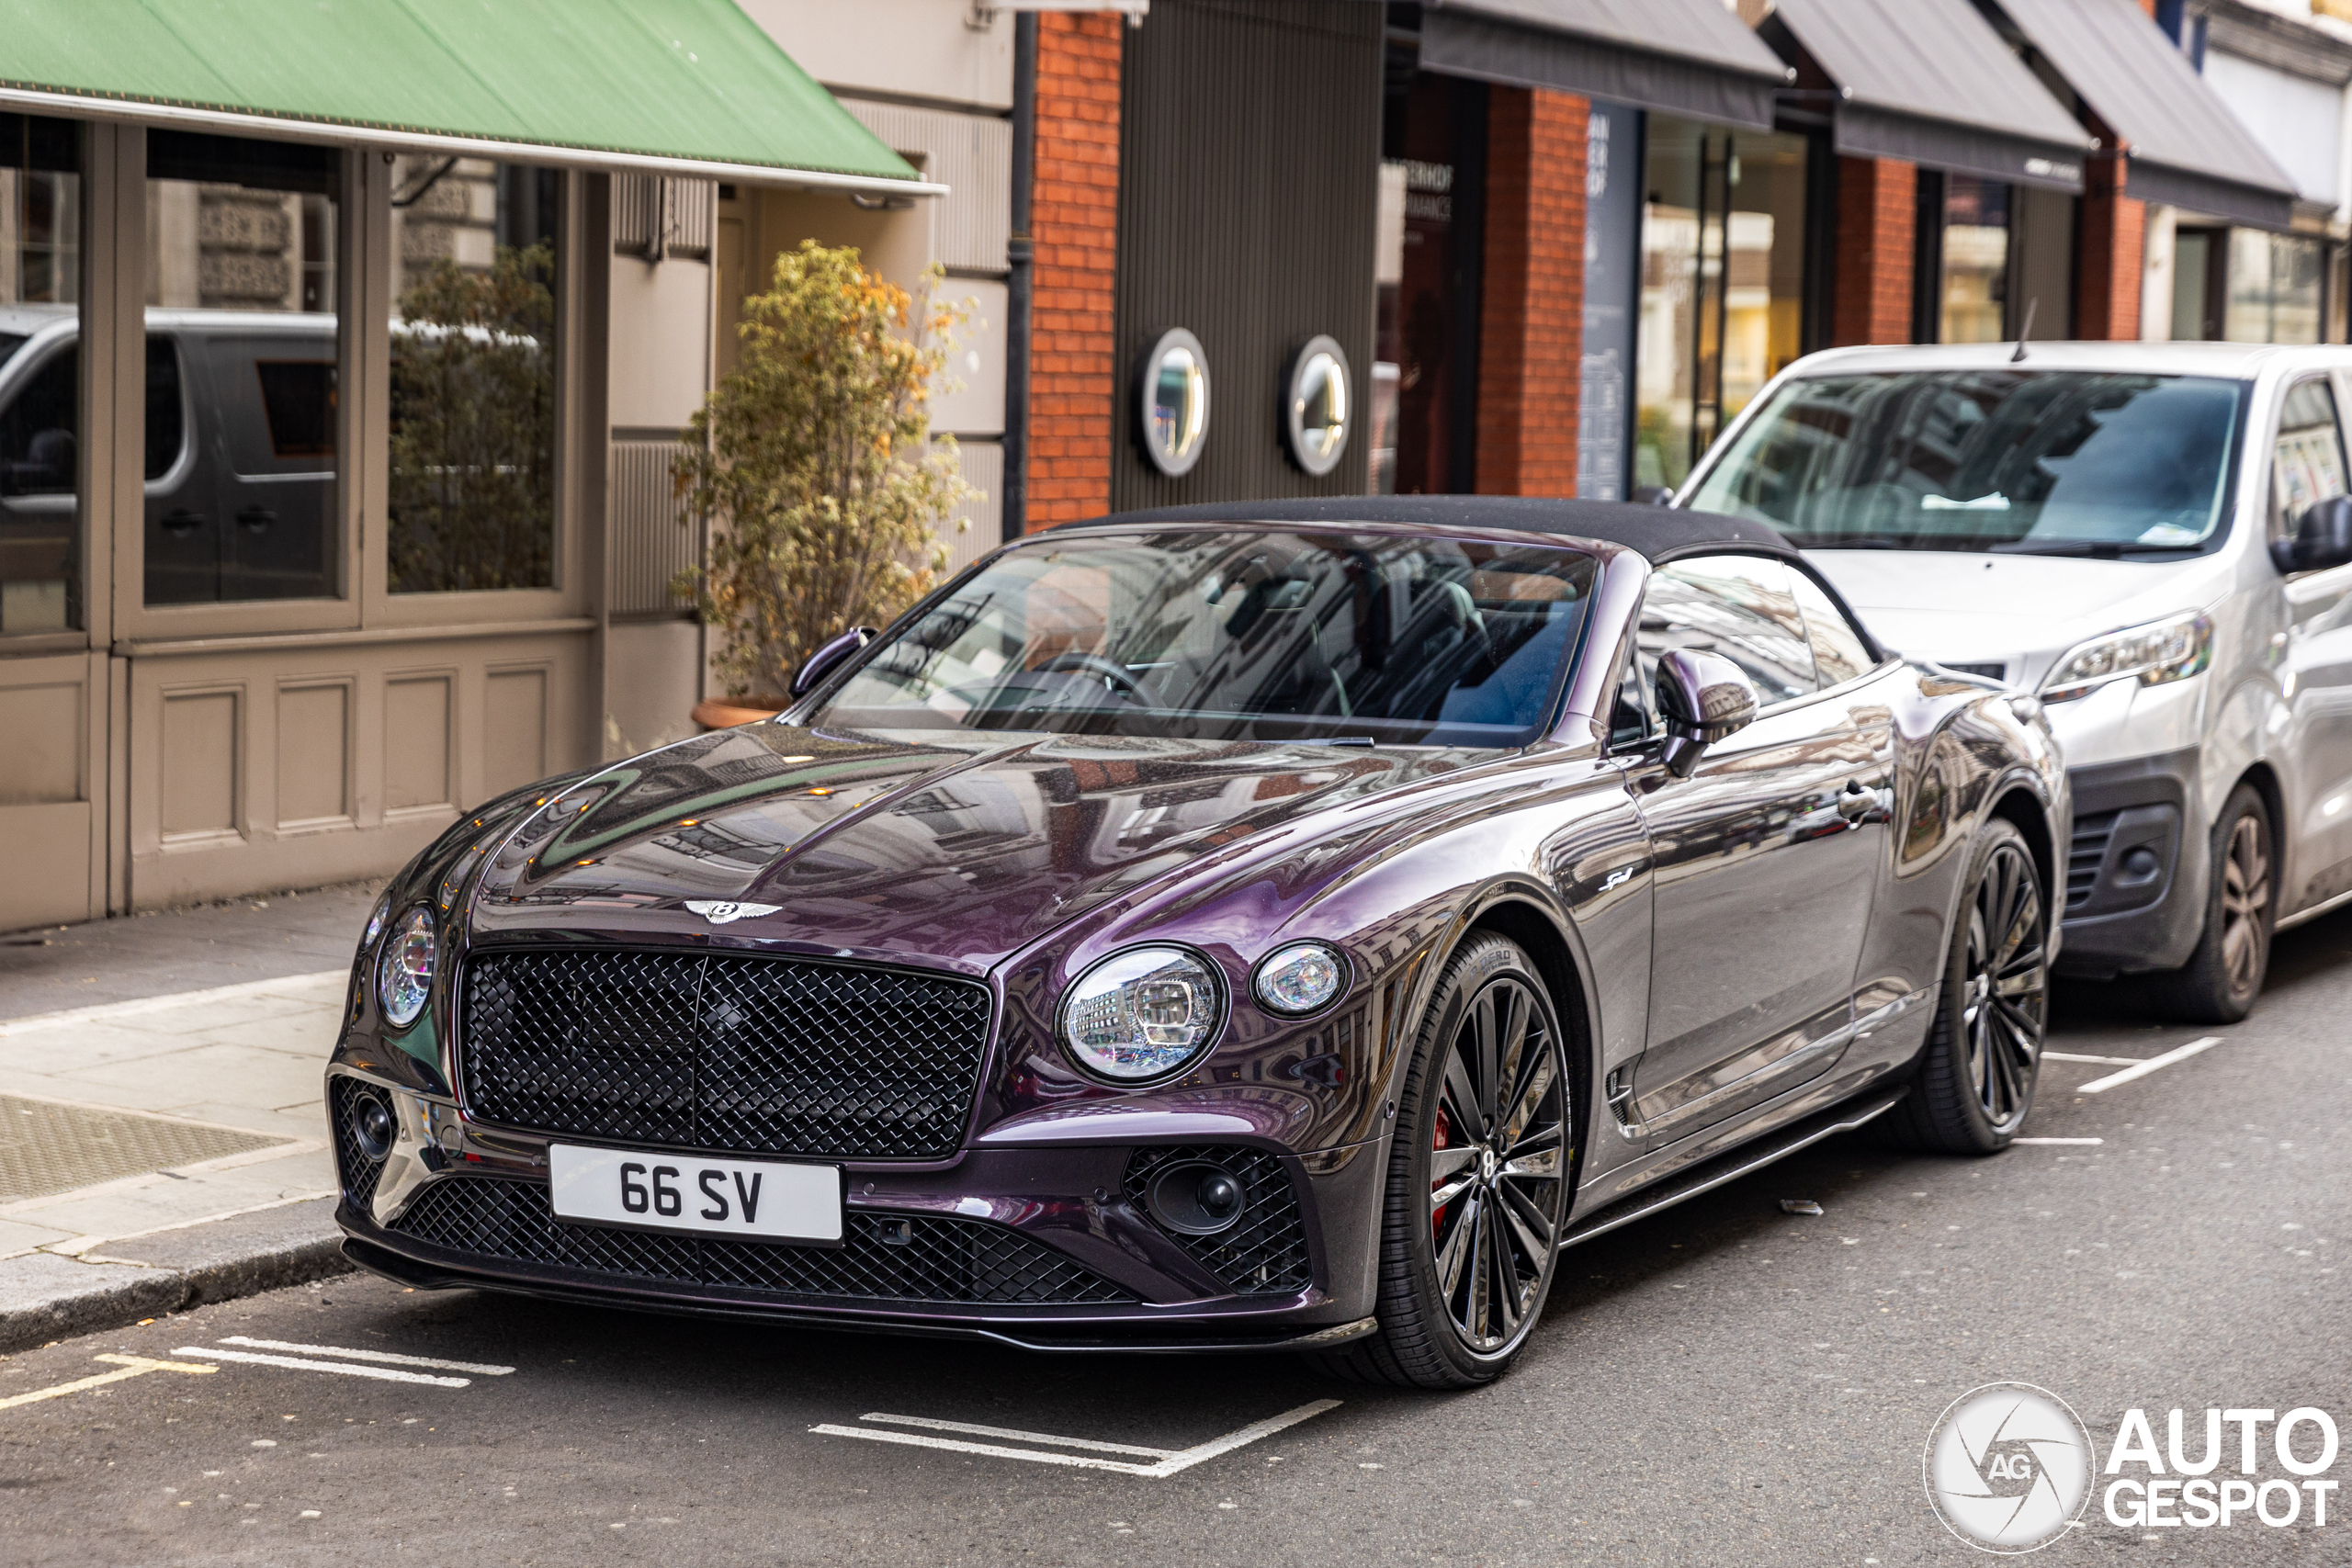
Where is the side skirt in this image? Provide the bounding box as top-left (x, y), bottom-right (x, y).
top-left (1559, 1090), bottom-right (1905, 1250)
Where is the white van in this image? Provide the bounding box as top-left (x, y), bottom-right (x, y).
top-left (1677, 342), bottom-right (2352, 1022)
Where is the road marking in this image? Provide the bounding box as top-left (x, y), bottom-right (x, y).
top-left (2075, 1036), bottom-right (2222, 1094)
top-left (0, 971), bottom-right (345, 1037)
top-left (0, 1353), bottom-right (217, 1411)
top-left (811, 1398), bottom-right (1341, 1478)
top-left (175, 1347), bottom-right (471, 1389)
top-left (216, 1337), bottom-right (514, 1376)
top-left (854, 1413), bottom-right (1177, 1458)
top-left (2041, 1052), bottom-right (2149, 1066)
top-left (2013, 1137), bottom-right (2104, 1145)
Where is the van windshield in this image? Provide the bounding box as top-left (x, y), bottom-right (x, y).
top-left (1682, 370), bottom-right (2248, 556)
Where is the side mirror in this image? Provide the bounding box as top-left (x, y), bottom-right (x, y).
top-left (1654, 649), bottom-right (1758, 778)
top-left (1631, 484), bottom-right (1676, 507)
top-left (789, 625), bottom-right (877, 697)
top-left (2273, 495), bottom-right (2352, 575)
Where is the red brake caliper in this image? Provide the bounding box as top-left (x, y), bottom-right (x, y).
top-left (1431, 1104), bottom-right (1453, 1238)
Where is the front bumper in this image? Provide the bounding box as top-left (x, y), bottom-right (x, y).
top-left (328, 1069), bottom-right (1386, 1352)
top-left (2054, 745), bottom-right (2208, 978)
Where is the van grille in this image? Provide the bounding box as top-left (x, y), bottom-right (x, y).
top-left (459, 949), bottom-right (990, 1160)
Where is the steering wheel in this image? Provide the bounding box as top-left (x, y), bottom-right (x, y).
top-left (1034, 649), bottom-right (1162, 706)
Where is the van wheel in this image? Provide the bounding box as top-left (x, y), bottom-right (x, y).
top-left (1310, 934), bottom-right (1569, 1390)
top-left (2148, 784), bottom-right (2273, 1024)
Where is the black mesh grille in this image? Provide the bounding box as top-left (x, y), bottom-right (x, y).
top-left (328, 1077), bottom-right (388, 1211)
top-left (1124, 1145), bottom-right (1311, 1296)
top-left (459, 949), bottom-right (991, 1159)
top-left (2068, 809), bottom-right (2121, 913)
top-left (388, 1176), bottom-right (1130, 1305)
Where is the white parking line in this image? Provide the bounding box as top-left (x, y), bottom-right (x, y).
top-left (2075, 1036), bottom-right (2222, 1094)
top-left (216, 1337), bottom-right (514, 1376)
top-left (2013, 1137), bottom-right (2104, 1145)
top-left (2041, 1051), bottom-right (2149, 1066)
top-left (175, 1347), bottom-right (472, 1389)
top-left (810, 1398), bottom-right (1341, 1477)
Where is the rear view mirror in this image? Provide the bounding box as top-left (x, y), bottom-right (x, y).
top-left (1655, 649), bottom-right (1758, 778)
top-left (789, 625), bottom-right (878, 697)
top-left (2273, 495), bottom-right (2352, 575)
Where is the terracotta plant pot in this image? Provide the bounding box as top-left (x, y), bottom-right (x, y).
top-left (691, 695), bottom-right (789, 731)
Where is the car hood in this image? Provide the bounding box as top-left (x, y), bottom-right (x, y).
top-left (1804, 547), bottom-right (2233, 673)
top-left (469, 723), bottom-right (1468, 974)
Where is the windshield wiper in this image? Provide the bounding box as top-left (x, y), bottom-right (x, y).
top-left (1986, 540), bottom-right (2201, 558)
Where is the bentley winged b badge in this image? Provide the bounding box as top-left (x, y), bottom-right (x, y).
top-left (684, 900), bottom-right (782, 925)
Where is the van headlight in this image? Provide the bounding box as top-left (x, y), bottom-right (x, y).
top-left (1058, 946), bottom-right (1225, 1083)
top-left (2041, 611), bottom-right (2211, 703)
top-left (376, 908), bottom-right (437, 1029)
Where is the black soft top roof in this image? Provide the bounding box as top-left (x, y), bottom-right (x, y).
top-left (1058, 496), bottom-right (1792, 564)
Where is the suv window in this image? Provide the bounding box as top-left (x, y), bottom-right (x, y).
top-left (145, 335), bottom-right (184, 482)
top-left (2270, 376), bottom-right (2347, 542)
top-left (1637, 554), bottom-right (1818, 709)
top-left (1787, 567), bottom-right (1876, 687)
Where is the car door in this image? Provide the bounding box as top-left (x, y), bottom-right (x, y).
top-left (205, 329), bottom-right (335, 601)
top-left (2272, 373), bottom-right (2352, 913)
top-left (1621, 552), bottom-right (1892, 1142)
top-left (141, 332), bottom-right (215, 604)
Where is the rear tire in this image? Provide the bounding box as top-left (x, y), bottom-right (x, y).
top-left (1311, 933), bottom-right (1570, 1389)
top-left (2145, 784), bottom-right (2273, 1025)
top-left (1887, 818), bottom-right (2048, 1156)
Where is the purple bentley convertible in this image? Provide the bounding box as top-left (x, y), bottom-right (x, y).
top-left (328, 498), bottom-right (2066, 1387)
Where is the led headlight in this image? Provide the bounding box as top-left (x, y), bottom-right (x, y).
top-left (1058, 945), bottom-right (1225, 1082)
top-left (1253, 941), bottom-right (1347, 1016)
top-left (376, 908), bottom-right (437, 1029)
top-left (2041, 611), bottom-right (2212, 704)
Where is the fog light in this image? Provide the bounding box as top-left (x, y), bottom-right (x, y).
top-left (1146, 1159), bottom-right (1247, 1235)
top-left (352, 1093), bottom-right (396, 1162)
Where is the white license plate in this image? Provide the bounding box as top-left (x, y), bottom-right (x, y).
top-left (547, 1145), bottom-right (842, 1242)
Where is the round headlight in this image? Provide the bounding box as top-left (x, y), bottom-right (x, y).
top-left (1253, 941), bottom-right (1347, 1016)
top-left (376, 908), bottom-right (437, 1030)
top-left (1059, 946), bottom-right (1225, 1083)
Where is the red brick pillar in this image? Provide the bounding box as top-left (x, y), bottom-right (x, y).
top-left (1026, 12), bottom-right (1122, 525)
top-left (2078, 152), bottom-right (2144, 342)
top-left (1476, 86), bottom-right (1587, 497)
top-left (1833, 157), bottom-right (1917, 345)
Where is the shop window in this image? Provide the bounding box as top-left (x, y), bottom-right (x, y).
top-left (144, 130), bottom-right (341, 606)
top-left (1938, 176), bottom-right (2010, 345)
top-left (2225, 230), bottom-right (2323, 345)
top-left (388, 158), bottom-right (560, 593)
top-left (1379, 73), bottom-right (1487, 497)
top-left (0, 113), bottom-right (80, 635)
top-left (1634, 118), bottom-right (1811, 495)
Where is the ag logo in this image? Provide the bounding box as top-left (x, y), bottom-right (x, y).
top-left (1924, 1382), bottom-right (2093, 1553)
top-left (684, 900), bottom-right (782, 925)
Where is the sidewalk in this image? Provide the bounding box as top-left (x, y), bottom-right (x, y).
top-left (0, 884), bottom-right (379, 1350)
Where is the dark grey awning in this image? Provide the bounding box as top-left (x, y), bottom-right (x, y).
top-left (1988, 0), bottom-right (2296, 230)
top-left (1419, 0), bottom-right (1794, 133)
top-left (1760, 0), bottom-right (2089, 191)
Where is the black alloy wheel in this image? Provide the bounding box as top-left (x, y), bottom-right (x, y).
top-left (1316, 932), bottom-right (1571, 1388)
top-left (2149, 784), bottom-right (2274, 1024)
top-left (1889, 818), bottom-right (2048, 1155)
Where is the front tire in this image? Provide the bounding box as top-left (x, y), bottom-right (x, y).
top-left (2146, 784), bottom-right (2273, 1024)
top-left (1888, 818), bottom-right (2048, 1155)
top-left (1314, 933), bottom-right (1570, 1389)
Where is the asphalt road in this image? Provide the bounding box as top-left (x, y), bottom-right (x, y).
top-left (4, 915), bottom-right (2348, 1566)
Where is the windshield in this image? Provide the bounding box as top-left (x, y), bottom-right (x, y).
top-left (809, 526), bottom-right (1597, 747)
top-left (1683, 370), bottom-right (2247, 555)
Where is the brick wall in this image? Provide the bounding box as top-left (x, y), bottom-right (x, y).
top-left (2078, 153), bottom-right (2144, 342)
top-left (1026, 12), bottom-right (1123, 525)
top-left (1476, 87), bottom-right (1587, 497)
top-left (1832, 157), bottom-right (1917, 345)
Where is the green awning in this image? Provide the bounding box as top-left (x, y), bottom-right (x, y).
top-left (0, 0), bottom-right (941, 196)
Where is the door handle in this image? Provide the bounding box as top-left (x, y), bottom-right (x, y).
top-left (161, 509), bottom-right (206, 537)
top-left (235, 506), bottom-right (277, 533)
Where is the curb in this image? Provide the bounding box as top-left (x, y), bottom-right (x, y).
top-left (0, 1197), bottom-right (352, 1355)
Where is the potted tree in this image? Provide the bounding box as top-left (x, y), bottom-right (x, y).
top-left (675, 240), bottom-right (976, 728)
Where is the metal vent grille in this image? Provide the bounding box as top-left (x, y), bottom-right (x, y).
top-left (327, 1077), bottom-right (388, 1212)
top-left (390, 1177), bottom-right (1129, 1305)
top-left (459, 950), bottom-right (991, 1160)
top-left (2068, 809), bottom-right (2121, 912)
top-left (839, 99), bottom-right (1010, 272)
top-left (609, 438), bottom-right (695, 617)
top-left (1124, 1145), bottom-right (1311, 1297)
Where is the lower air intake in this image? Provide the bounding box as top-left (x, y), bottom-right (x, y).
top-left (1124, 1145), bottom-right (1312, 1296)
